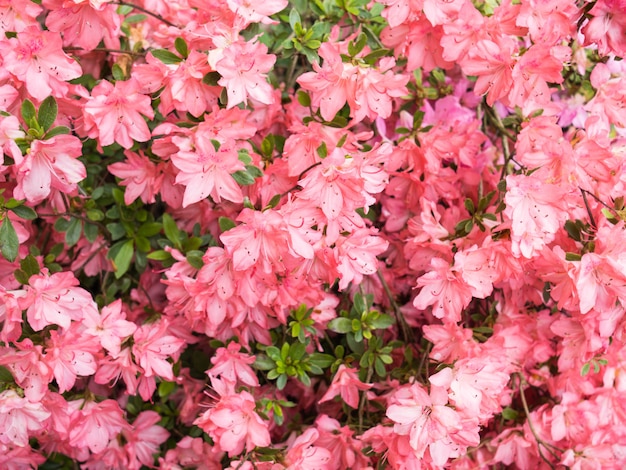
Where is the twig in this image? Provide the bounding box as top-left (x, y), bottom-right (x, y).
top-left (112, 2), bottom-right (180, 28)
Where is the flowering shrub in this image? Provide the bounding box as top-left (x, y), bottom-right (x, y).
top-left (0, 0), bottom-right (626, 468)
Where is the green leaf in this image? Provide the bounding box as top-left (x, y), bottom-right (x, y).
top-left (348, 32), bottom-right (367, 57)
top-left (124, 13), bottom-right (147, 23)
top-left (316, 142), bottom-right (328, 159)
top-left (21, 99), bottom-right (36, 124)
top-left (43, 125), bottom-right (70, 140)
top-left (38, 96), bottom-right (58, 132)
top-left (464, 198), bottom-right (475, 215)
top-left (137, 222), bottom-right (162, 238)
top-left (186, 251), bottom-right (204, 269)
top-left (174, 37), bottom-right (188, 58)
top-left (147, 249), bottom-right (172, 261)
top-left (362, 48), bottom-right (391, 64)
top-left (580, 362), bottom-right (590, 376)
top-left (162, 213), bottom-right (181, 249)
top-left (0, 216), bottom-right (19, 262)
top-left (65, 217), bottom-right (82, 247)
top-left (565, 252), bottom-right (582, 262)
top-left (501, 407), bottom-right (519, 421)
top-left (202, 71), bottom-right (221, 86)
top-left (297, 90), bottom-right (311, 107)
top-left (328, 317), bottom-right (353, 334)
top-left (83, 222), bottom-right (99, 244)
top-left (158, 381), bottom-right (176, 398)
top-left (9, 205), bottom-right (37, 220)
top-left (370, 314), bottom-right (395, 329)
top-left (309, 353), bottom-right (334, 369)
top-left (254, 355), bottom-right (276, 371)
top-left (218, 216), bottom-right (236, 232)
top-left (276, 374), bottom-right (287, 390)
top-left (20, 254), bottom-right (40, 277)
top-left (232, 170), bottom-right (256, 186)
top-left (0, 365), bottom-right (14, 383)
top-left (265, 194), bottom-right (282, 210)
top-left (111, 64), bottom-right (126, 81)
top-left (151, 49), bottom-right (183, 64)
top-left (374, 357), bottom-right (386, 377)
top-left (112, 239), bottom-right (134, 278)
top-left (289, 8), bottom-right (301, 30)
top-left (290, 342), bottom-right (306, 361)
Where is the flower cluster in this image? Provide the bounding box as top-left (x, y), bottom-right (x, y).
top-left (0, 0), bottom-right (625, 468)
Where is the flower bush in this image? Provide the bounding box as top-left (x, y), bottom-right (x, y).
top-left (0, 0), bottom-right (625, 468)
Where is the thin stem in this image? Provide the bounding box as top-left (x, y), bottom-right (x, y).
top-left (377, 269), bottom-right (413, 342)
top-left (579, 187), bottom-right (597, 229)
top-left (358, 365), bottom-right (374, 431)
top-left (63, 47), bottom-right (145, 57)
top-left (516, 373), bottom-right (562, 467)
top-left (112, 2), bottom-right (179, 28)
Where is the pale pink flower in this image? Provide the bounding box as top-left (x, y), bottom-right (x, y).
top-left (225, 0), bottom-right (288, 25)
top-left (318, 364), bottom-right (372, 409)
top-left (170, 135), bottom-right (245, 207)
top-left (0, 390), bottom-right (50, 447)
top-left (194, 380), bottom-right (271, 456)
top-left (68, 399), bottom-right (129, 454)
top-left (0, 340), bottom-right (51, 402)
top-left (44, 0), bottom-right (121, 51)
top-left (208, 342), bottom-right (259, 387)
top-left (314, 415), bottom-right (370, 469)
top-left (23, 271), bottom-right (98, 331)
top-left (132, 319), bottom-right (185, 380)
top-left (1, 26), bottom-right (82, 100)
top-left (123, 411), bottom-right (169, 470)
top-left (44, 326), bottom-right (100, 393)
top-left (284, 428), bottom-right (332, 470)
top-left (108, 150), bottom-right (163, 205)
top-left (297, 42), bottom-right (358, 121)
top-left (216, 39), bottom-right (276, 108)
top-left (13, 134), bottom-right (86, 205)
top-left (413, 257), bottom-right (473, 324)
top-left (83, 299), bottom-right (137, 357)
top-left (83, 78), bottom-right (154, 149)
top-left (0, 0), bottom-right (42, 33)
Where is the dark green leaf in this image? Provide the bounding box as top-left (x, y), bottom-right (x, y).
top-left (218, 216), bottom-right (236, 232)
top-left (20, 254), bottom-right (40, 277)
top-left (174, 37), bottom-right (188, 58)
top-left (21, 99), bottom-right (36, 124)
top-left (309, 353), bottom-right (334, 369)
top-left (232, 170), bottom-right (256, 185)
top-left (112, 239), bottom-right (134, 278)
top-left (9, 205), bottom-right (37, 220)
top-left (151, 49), bottom-right (182, 64)
top-left (317, 142), bottom-right (327, 158)
top-left (147, 249), bottom-right (172, 261)
top-left (158, 381), bottom-right (176, 398)
top-left (137, 222), bottom-right (162, 238)
top-left (83, 222), bottom-right (99, 243)
top-left (297, 90), bottom-right (311, 107)
top-left (162, 213), bottom-right (181, 249)
top-left (501, 407), bottom-right (519, 421)
top-left (38, 96), bottom-right (58, 132)
top-left (65, 217), bottom-right (82, 247)
top-left (0, 217), bottom-right (18, 262)
top-left (111, 64), bottom-right (126, 81)
top-left (43, 124), bottom-right (70, 139)
top-left (565, 252), bottom-right (582, 261)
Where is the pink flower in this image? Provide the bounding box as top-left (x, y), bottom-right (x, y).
top-left (297, 42), bottom-right (358, 121)
top-left (108, 150), bottom-right (163, 205)
top-left (208, 342), bottom-right (259, 387)
top-left (413, 257), bottom-right (473, 324)
top-left (225, 0), bottom-right (288, 26)
top-left (194, 380), bottom-right (271, 456)
top-left (23, 271), bottom-right (98, 331)
top-left (44, 0), bottom-right (121, 52)
top-left (83, 299), bottom-right (137, 357)
top-left (284, 428), bottom-right (332, 470)
top-left (318, 364), bottom-right (372, 409)
top-left (170, 135), bottom-right (245, 207)
top-left (13, 134), bottom-right (86, 204)
top-left (68, 399), bottom-right (129, 454)
top-left (0, 390), bottom-right (50, 447)
top-left (44, 326), bottom-right (100, 393)
top-left (83, 78), bottom-right (154, 149)
top-left (335, 227), bottom-right (389, 291)
top-left (132, 319), bottom-right (185, 380)
top-left (216, 39), bottom-right (276, 108)
top-left (1, 26), bottom-right (82, 100)
top-left (123, 411), bottom-right (169, 470)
